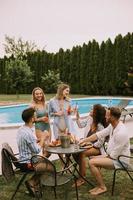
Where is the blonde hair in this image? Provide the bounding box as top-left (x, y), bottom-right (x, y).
top-left (55, 83), bottom-right (70, 100)
top-left (32, 87), bottom-right (45, 103)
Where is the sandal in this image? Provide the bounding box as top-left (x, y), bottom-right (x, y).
top-left (25, 181), bottom-right (35, 197)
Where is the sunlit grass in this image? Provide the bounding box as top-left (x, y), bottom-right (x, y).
top-left (0, 94), bottom-right (89, 104)
top-left (0, 159), bottom-right (133, 200)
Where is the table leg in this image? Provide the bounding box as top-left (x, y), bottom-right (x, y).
top-left (68, 156), bottom-right (94, 187)
top-left (58, 154), bottom-right (71, 170)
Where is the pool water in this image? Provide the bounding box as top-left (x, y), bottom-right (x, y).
top-left (0, 104), bottom-right (28, 124)
top-left (0, 98), bottom-right (133, 124)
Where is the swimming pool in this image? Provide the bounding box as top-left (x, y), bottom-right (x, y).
top-left (0, 97), bottom-right (133, 126)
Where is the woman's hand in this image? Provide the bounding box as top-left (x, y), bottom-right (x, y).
top-left (35, 116), bottom-right (49, 123)
top-left (42, 116), bottom-right (49, 123)
top-left (75, 109), bottom-right (80, 119)
top-left (57, 110), bottom-right (64, 116)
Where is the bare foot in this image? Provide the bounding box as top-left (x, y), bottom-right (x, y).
top-left (90, 186), bottom-right (107, 195)
top-left (89, 187), bottom-right (99, 193)
top-left (72, 179), bottom-right (85, 187)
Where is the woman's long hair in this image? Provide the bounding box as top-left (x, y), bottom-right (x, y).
top-left (32, 87), bottom-right (45, 104)
top-left (92, 104), bottom-right (107, 131)
top-left (55, 83), bottom-right (70, 100)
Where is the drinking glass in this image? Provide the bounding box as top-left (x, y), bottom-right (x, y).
top-left (74, 139), bottom-right (79, 151)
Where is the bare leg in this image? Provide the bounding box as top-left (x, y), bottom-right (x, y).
top-left (89, 156), bottom-right (114, 195)
top-left (73, 147), bottom-right (100, 187)
top-left (36, 129), bottom-right (43, 142)
top-left (79, 148), bottom-right (100, 177)
top-left (36, 129), bottom-right (51, 155)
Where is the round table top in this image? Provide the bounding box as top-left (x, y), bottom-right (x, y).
top-left (46, 144), bottom-right (85, 155)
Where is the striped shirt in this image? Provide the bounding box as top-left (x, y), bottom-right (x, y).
top-left (17, 125), bottom-right (41, 163)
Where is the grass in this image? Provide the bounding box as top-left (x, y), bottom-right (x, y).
top-left (0, 94), bottom-right (89, 105)
top-left (0, 159), bottom-right (133, 200)
top-left (1, 94), bottom-right (133, 199)
top-left (130, 138), bottom-right (133, 145)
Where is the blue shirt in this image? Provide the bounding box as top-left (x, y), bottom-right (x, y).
top-left (17, 125), bottom-right (41, 163)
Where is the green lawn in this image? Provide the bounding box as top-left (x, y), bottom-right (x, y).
top-left (1, 95), bottom-right (133, 199)
top-left (0, 94), bottom-right (90, 105)
top-left (0, 160), bottom-right (133, 200)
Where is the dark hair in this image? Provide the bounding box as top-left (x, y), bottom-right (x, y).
top-left (109, 107), bottom-right (121, 119)
top-left (93, 104), bottom-right (107, 129)
top-left (22, 107), bottom-right (35, 123)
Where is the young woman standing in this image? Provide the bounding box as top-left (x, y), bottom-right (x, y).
top-left (30, 87), bottom-right (51, 153)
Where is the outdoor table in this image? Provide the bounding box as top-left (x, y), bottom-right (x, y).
top-left (46, 144), bottom-right (94, 187)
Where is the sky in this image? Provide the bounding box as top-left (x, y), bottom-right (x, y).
top-left (0, 0), bottom-right (133, 57)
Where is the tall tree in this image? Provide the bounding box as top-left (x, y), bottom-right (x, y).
top-left (114, 34), bottom-right (127, 94)
top-left (5, 59), bottom-right (33, 96)
top-left (103, 38), bottom-right (115, 95)
top-left (98, 41), bottom-right (105, 95)
top-left (57, 48), bottom-right (64, 80)
top-left (69, 46), bottom-right (81, 93)
top-left (41, 70), bottom-right (62, 93)
top-left (3, 35), bottom-right (38, 59)
top-left (0, 58), bottom-right (6, 93)
top-left (80, 43), bottom-right (88, 94)
top-left (62, 49), bottom-right (71, 84)
top-left (88, 40), bottom-right (100, 94)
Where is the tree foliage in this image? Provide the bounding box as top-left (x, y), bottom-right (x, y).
top-left (5, 59), bottom-right (33, 96)
top-left (0, 32), bottom-right (133, 95)
top-left (41, 70), bottom-right (62, 93)
top-left (3, 35), bottom-right (38, 59)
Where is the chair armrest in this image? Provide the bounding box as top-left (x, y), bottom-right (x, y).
top-left (118, 155), bottom-right (133, 160)
top-left (122, 108), bottom-right (128, 111)
top-left (12, 158), bottom-right (31, 164)
top-left (117, 155), bottom-right (133, 169)
top-left (14, 153), bottom-right (19, 156)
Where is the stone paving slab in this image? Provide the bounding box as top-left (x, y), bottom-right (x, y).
top-left (0, 116), bottom-right (133, 174)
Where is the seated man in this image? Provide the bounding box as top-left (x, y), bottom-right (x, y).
top-left (80, 107), bottom-right (130, 195)
top-left (17, 107), bottom-right (48, 196)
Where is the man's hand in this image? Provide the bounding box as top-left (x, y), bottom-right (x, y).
top-left (79, 138), bottom-right (88, 146)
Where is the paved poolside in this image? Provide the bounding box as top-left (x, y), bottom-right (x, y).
top-left (0, 115), bottom-right (133, 175)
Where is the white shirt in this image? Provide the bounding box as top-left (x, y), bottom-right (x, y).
top-left (96, 121), bottom-right (130, 165)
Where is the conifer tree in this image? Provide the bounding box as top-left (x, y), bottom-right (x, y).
top-left (114, 34), bottom-right (127, 94)
top-left (88, 40), bottom-right (100, 94)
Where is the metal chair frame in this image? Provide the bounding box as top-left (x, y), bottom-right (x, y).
top-left (112, 154), bottom-right (133, 195)
top-left (31, 155), bottom-right (79, 200)
top-left (1, 143), bottom-right (33, 200)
